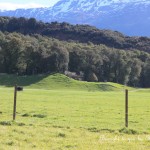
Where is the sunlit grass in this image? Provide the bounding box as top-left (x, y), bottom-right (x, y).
top-left (0, 88), bottom-right (150, 149)
top-left (0, 73), bottom-right (131, 91)
top-left (0, 74), bottom-right (150, 149)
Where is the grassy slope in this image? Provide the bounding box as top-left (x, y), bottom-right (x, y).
top-left (0, 73), bottom-right (130, 91)
top-left (0, 88), bottom-right (150, 149)
top-left (0, 73), bottom-right (150, 149)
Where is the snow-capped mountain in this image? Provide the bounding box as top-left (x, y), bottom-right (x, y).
top-left (0, 0), bottom-right (150, 36)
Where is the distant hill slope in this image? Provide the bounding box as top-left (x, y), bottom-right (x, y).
top-left (0, 17), bottom-right (150, 53)
top-left (0, 0), bottom-right (150, 36)
top-left (0, 73), bottom-right (128, 91)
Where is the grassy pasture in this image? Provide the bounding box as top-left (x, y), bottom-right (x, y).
top-left (0, 74), bottom-right (150, 149)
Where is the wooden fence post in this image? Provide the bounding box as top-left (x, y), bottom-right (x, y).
top-left (125, 89), bottom-right (128, 127)
top-left (13, 85), bottom-right (17, 120)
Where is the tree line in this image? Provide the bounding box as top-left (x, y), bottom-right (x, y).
top-left (0, 16), bottom-right (150, 53)
top-left (0, 31), bottom-right (150, 87)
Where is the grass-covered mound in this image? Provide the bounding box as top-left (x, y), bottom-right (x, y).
top-left (0, 73), bottom-right (128, 91)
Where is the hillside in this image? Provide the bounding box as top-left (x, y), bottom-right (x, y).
top-left (0, 30), bottom-right (150, 88)
top-left (0, 77), bottom-right (150, 149)
top-left (0, 0), bottom-right (150, 36)
top-left (0, 17), bottom-right (150, 53)
top-left (0, 73), bottom-right (127, 91)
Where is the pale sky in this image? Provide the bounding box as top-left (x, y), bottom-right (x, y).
top-left (0, 0), bottom-right (60, 10)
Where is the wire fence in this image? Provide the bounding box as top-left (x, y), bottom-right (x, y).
top-left (0, 87), bottom-right (150, 132)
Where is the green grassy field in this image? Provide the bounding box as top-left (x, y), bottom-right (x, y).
top-left (0, 74), bottom-right (150, 149)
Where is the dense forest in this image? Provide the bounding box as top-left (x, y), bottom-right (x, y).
top-left (0, 17), bottom-right (150, 87)
top-left (1, 16), bottom-right (150, 53)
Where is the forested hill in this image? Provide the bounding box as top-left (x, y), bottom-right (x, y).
top-left (0, 16), bottom-right (150, 87)
top-left (0, 16), bottom-right (150, 53)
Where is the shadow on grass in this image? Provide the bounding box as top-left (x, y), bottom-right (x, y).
top-left (87, 127), bottom-right (148, 135)
top-left (97, 84), bottom-right (118, 91)
top-left (0, 73), bottom-right (50, 87)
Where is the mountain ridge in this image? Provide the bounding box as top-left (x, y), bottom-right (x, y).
top-left (0, 0), bottom-right (150, 36)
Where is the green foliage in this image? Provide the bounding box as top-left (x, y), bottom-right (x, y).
top-left (0, 17), bottom-right (150, 87)
top-left (1, 16), bottom-right (150, 52)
